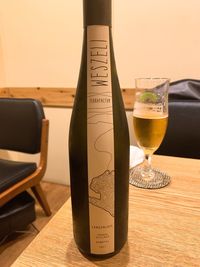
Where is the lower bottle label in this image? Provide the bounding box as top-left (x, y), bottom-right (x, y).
top-left (87, 25), bottom-right (115, 254)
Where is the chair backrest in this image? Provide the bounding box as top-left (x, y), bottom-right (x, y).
top-left (156, 79), bottom-right (200, 159)
top-left (0, 98), bottom-right (45, 154)
top-left (168, 79), bottom-right (200, 101)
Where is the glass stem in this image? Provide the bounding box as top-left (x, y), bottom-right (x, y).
top-left (141, 154), bottom-right (154, 179)
top-left (145, 154), bottom-right (152, 171)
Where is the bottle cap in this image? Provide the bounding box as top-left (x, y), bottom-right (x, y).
top-left (83, 0), bottom-right (112, 27)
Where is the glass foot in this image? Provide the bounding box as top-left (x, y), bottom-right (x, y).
top-left (129, 166), bottom-right (171, 189)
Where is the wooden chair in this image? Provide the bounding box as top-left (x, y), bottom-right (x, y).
top-left (0, 98), bottom-right (51, 216)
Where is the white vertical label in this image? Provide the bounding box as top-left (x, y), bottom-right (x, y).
top-left (87, 25), bottom-right (115, 254)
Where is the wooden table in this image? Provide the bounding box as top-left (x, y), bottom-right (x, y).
top-left (12, 155), bottom-right (200, 267)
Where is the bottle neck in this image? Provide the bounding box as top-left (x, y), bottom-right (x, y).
top-left (83, 0), bottom-right (112, 27)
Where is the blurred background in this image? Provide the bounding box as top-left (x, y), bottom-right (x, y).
top-left (0, 0), bottom-right (200, 184)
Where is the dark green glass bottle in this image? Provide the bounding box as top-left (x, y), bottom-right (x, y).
top-left (69, 0), bottom-right (129, 257)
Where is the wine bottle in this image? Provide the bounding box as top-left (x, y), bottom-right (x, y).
top-left (69, 0), bottom-right (130, 257)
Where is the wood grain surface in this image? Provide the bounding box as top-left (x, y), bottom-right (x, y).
top-left (12, 155), bottom-right (200, 267)
top-left (0, 87), bottom-right (135, 110)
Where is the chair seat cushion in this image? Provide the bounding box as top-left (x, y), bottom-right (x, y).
top-left (0, 159), bottom-right (37, 193)
top-left (0, 191), bottom-right (36, 239)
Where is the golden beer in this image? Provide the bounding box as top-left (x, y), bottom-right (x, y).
top-left (133, 114), bottom-right (168, 154)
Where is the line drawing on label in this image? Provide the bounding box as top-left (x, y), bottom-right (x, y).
top-left (93, 127), bottom-right (113, 170)
top-left (88, 111), bottom-right (112, 120)
top-left (89, 170), bottom-right (114, 217)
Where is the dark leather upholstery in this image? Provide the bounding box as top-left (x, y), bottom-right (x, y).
top-left (169, 79), bottom-right (200, 101)
top-left (0, 191), bottom-right (36, 239)
top-left (0, 98), bottom-right (44, 153)
top-left (156, 79), bottom-right (200, 159)
top-left (0, 159), bottom-right (36, 193)
top-left (0, 98), bottom-right (45, 193)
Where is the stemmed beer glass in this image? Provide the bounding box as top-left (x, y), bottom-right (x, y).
top-left (130, 78), bottom-right (171, 189)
